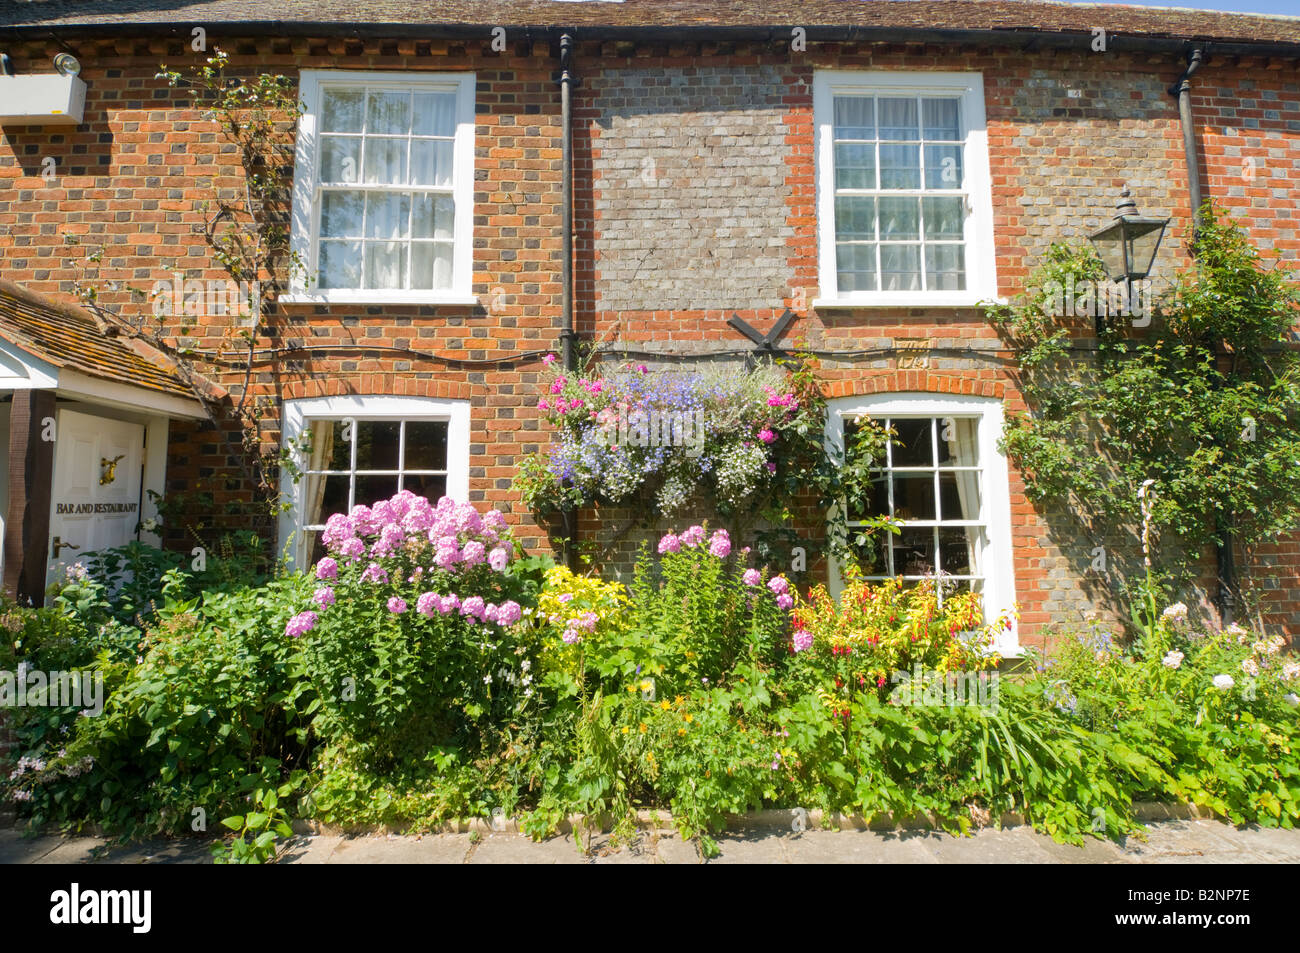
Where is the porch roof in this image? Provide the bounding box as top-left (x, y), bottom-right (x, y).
top-left (0, 280), bottom-right (201, 403)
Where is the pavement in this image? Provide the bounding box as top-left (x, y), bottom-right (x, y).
top-left (2, 818), bottom-right (1299, 864)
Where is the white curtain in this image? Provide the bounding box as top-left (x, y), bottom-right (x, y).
top-left (946, 417), bottom-right (982, 582)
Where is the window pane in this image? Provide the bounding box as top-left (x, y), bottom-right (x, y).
top-left (402, 473), bottom-right (448, 502)
top-left (924, 144), bottom-right (963, 189)
top-left (852, 526), bottom-right (890, 575)
top-left (412, 194), bottom-right (456, 240)
top-left (835, 244), bottom-right (877, 293)
top-left (879, 197), bottom-right (920, 240)
top-left (895, 526), bottom-right (936, 576)
top-left (833, 143), bottom-right (876, 190)
top-left (937, 470), bottom-right (981, 520)
top-left (321, 89), bottom-right (364, 134)
top-left (880, 244), bottom-right (921, 291)
top-left (922, 98), bottom-right (961, 139)
top-left (320, 474), bottom-right (351, 521)
top-left (355, 420), bottom-right (401, 470)
top-left (366, 90), bottom-right (411, 135)
top-left (410, 243), bottom-right (455, 290)
top-left (879, 144), bottom-right (921, 189)
top-left (321, 192), bottom-right (364, 238)
top-left (891, 419), bottom-right (933, 466)
top-left (410, 140), bottom-right (455, 187)
top-left (326, 420), bottom-right (352, 470)
top-left (365, 192), bottom-right (411, 240)
top-left (318, 240), bottom-right (361, 289)
top-left (848, 473), bottom-right (889, 524)
top-left (320, 137), bottom-right (361, 184)
top-left (937, 416), bottom-right (980, 466)
top-left (877, 98), bottom-right (918, 139)
top-left (922, 196), bottom-right (964, 240)
top-left (925, 245), bottom-right (966, 291)
top-left (833, 96), bottom-right (874, 139)
top-left (939, 526), bottom-right (977, 576)
top-left (355, 474), bottom-right (401, 507)
top-left (364, 241), bottom-right (407, 290)
top-left (893, 473), bottom-right (937, 521)
top-left (404, 420), bottom-right (450, 470)
top-left (412, 92), bottom-right (457, 136)
top-left (363, 138), bottom-right (407, 185)
top-left (834, 196), bottom-right (876, 241)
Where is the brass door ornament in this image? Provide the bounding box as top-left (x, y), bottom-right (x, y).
top-left (100, 454), bottom-right (125, 485)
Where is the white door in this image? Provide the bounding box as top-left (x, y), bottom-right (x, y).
top-left (46, 409), bottom-right (145, 587)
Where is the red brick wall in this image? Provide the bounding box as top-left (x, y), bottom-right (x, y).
top-left (2, 34), bottom-right (1297, 643)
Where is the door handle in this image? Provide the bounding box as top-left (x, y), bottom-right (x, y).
top-left (52, 536), bottom-right (80, 558)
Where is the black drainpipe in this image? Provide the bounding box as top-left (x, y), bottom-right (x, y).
top-left (1171, 47), bottom-right (1236, 623)
top-left (557, 32), bottom-right (578, 570)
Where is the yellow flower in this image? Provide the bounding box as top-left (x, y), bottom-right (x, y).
top-left (639, 722), bottom-right (648, 733)
top-left (626, 684), bottom-right (636, 693)
top-left (683, 713), bottom-right (694, 723)
top-left (640, 679), bottom-right (653, 692)
top-left (621, 726), bottom-right (630, 734)
top-left (674, 695), bottom-right (685, 706)
top-left (677, 728), bottom-right (686, 736)
top-left (660, 700), bottom-right (671, 710)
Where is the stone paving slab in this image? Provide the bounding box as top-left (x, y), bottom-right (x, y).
top-left (1, 818), bottom-right (1297, 864)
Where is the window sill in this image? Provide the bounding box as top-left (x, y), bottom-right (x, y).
top-left (279, 291), bottom-right (480, 308)
top-left (812, 293), bottom-right (1004, 310)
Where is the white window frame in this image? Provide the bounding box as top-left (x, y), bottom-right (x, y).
top-left (278, 395), bottom-right (472, 568)
top-left (825, 393), bottom-right (1019, 655)
top-left (812, 71), bottom-right (998, 309)
top-left (285, 70), bottom-right (478, 307)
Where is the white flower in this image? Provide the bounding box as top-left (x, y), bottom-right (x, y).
top-left (1162, 650), bottom-right (1184, 670)
top-left (1283, 661), bottom-right (1300, 681)
top-left (1241, 658), bottom-right (1259, 677)
top-left (483, 674), bottom-right (492, 685)
top-left (1226, 623), bottom-right (1249, 645)
top-left (140, 517), bottom-right (159, 533)
top-left (520, 660), bottom-right (531, 672)
top-left (1212, 674), bottom-right (1235, 691)
top-left (1285, 693), bottom-right (1299, 708)
top-left (1161, 602), bottom-right (1188, 622)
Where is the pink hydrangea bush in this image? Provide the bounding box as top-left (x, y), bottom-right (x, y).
top-left (291, 491), bottom-right (537, 761)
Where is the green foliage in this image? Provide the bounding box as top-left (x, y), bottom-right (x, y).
top-left (212, 779), bottom-right (300, 864)
top-left (986, 206), bottom-right (1300, 608)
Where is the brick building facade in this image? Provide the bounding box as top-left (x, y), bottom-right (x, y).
top-left (1, 0), bottom-right (1298, 651)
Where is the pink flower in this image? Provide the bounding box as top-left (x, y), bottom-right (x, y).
top-left (339, 538), bottom-right (366, 561)
top-left (708, 529), bottom-right (731, 559)
top-left (742, 569), bottom-right (762, 587)
top-left (439, 594), bottom-right (460, 615)
top-left (387, 597), bottom-right (408, 614)
top-left (555, 399), bottom-right (569, 413)
top-left (758, 428), bottom-right (776, 444)
top-left (551, 377), bottom-right (567, 394)
top-left (313, 587), bottom-right (336, 609)
top-left (542, 353), bottom-right (557, 366)
top-left (461, 540), bottom-right (486, 567)
top-left (483, 603), bottom-right (500, 624)
top-left (361, 563), bottom-right (389, 585)
top-left (416, 592), bottom-right (440, 617)
top-left (768, 575), bottom-right (790, 596)
top-left (315, 557), bottom-right (338, 581)
top-left (680, 525), bottom-right (706, 548)
top-left (658, 533), bottom-right (682, 555)
top-left (777, 594), bottom-right (794, 610)
top-left (285, 611), bottom-right (318, 638)
top-left (538, 399), bottom-right (550, 411)
top-left (489, 546), bottom-right (510, 572)
top-left (460, 596), bottom-right (486, 621)
top-left (497, 600), bottom-right (522, 626)
top-left (793, 629), bottom-right (814, 653)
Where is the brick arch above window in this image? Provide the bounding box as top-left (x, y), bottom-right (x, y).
top-left (820, 371), bottom-right (1008, 402)
top-left (280, 375), bottom-right (473, 403)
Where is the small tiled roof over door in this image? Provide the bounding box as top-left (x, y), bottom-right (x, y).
top-left (0, 279), bottom-right (198, 400)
